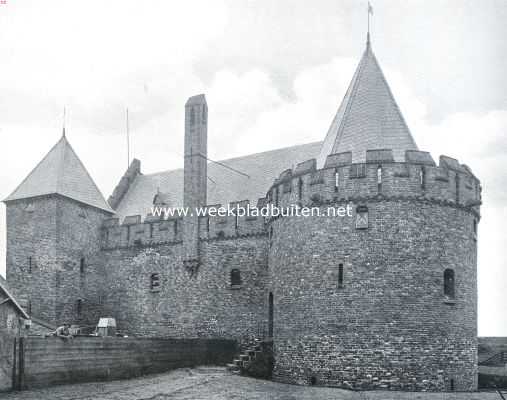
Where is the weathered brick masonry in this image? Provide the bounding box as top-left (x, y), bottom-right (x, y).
top-left (267, 155), bottom-right (480, 390)
top-left (3, 34), bottom-right (482, 392)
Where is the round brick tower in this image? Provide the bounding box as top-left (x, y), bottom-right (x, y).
top-left (267, 37), bottom-right (481, 391)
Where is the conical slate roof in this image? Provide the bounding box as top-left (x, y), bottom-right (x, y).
top-left (4, 133), bottom-right (113, 213)
top-left (317, 36), bottom-right (418, 167)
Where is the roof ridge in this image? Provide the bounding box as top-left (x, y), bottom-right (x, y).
top-left (0, 279), bottom-right (30, 319)
top-left (63, 139), bottom-right (114, 213)
top-left (55, 136), bottom-right (67, 195)
top-left (143, 141), bottom-right (322, 178)
top-left (3, 138), bottom-right (62, 201)
top-left (333, 46), bottom-right (370, 153)
top-left (369, 52), bottom-right (418, 149)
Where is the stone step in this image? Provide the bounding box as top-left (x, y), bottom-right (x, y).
top-left (233, 359), bottom-right (243, 367)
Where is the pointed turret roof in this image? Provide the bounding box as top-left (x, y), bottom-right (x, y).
top-left (316, 36), bottom-right (418, 167)
top-left (4, 134), bottom-right (114, 213)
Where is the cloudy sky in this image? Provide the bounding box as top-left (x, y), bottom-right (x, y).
top-left (0, 0), bottom-right (505, 335)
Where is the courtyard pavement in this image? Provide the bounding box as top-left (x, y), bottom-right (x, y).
top-left (0, 367), bottom-right (501, 400)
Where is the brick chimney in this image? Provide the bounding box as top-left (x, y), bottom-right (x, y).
top-left (182, 94), bottom-right (207, 271)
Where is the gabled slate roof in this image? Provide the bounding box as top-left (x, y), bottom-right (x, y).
top-left (115, 142), bottom-right (322, 220)
top-left (4, 133), bottom-right (114, 213)
top-left (317, 36), bottom-right (418, 167)
top-left (0, 277), bottom-right (30, 319)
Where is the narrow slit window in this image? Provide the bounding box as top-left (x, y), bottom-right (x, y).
top-left (377, 165), bottom-right (382, 184)
top-left (80, 258), bottom-right (85, 274)
top-left (28, 257), bottom-right (32, 274)
top-left (334, 170), bottom-right (339, 192)
top-left (338, 263), bottom-right (344, 287)
top-left (298, 177), bottom-right (303, 201)
top-left (444, 269), bottom-right (455, 299)
top-left (420, 167), bottom-right (426, 190)
top-left (455, 174), bottom-right (460, 202)
top-left (77, 299), bottom-right (82, 317)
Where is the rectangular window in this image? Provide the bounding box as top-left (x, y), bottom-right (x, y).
top-left (349, 163), bottom-right (366, 179)
top-left (150, 273), bottom-right (160, 291)
top-left (338, 263), bottom-right (344, 288)
top-left (77, 299), bottom-right (82, 316)
top-left (334, 170), bottom-right (339, 192)
top-left (28, 257), bottom-right (32, 274)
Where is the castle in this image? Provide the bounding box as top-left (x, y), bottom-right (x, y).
top-left (3, 35), bottom-right (481, 391)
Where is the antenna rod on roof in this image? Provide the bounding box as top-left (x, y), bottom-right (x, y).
top-left (126, 108), bottom-right (130, 168)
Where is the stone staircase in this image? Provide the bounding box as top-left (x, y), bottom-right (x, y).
top-left (226, 338), bottom-right (263, 375)
top-left (227, 338), bottom-right (273, 379)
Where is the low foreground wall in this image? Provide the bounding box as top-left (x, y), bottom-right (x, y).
top-left (478, 337), bottom-right (507, 389)
top-left (16, 337), bottom-right (237, 390)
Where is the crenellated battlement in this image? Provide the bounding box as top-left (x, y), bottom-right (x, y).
top-left (101, 199), bottom-right (267, 249)
top-left (197, 200), bottom-right (266, 241)
top-left (101, 215), bottom-right (183, 250)
top-left (267, 149), bottom-right (482, 213)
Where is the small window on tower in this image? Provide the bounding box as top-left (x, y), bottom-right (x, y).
top-left (338, 263), bottom-right (344, 288)
top-left (377, 165), bottom-right (382, 192)
top-left (334, 170), bottom-right (339, 192)
top-left (230, 269), bottom-right (242, 288)
top-left (77, 299), bottom-right (82, 317)
top-left (80, 258), bottom-right (85, 274)
top-left (150, 273), bottom-right (160, 291)
top-left (444, 269), bottom-right (455, 300)
top-left (28, 257), bottom-right (33, 274)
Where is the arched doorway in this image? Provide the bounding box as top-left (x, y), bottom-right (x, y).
top-left (268, 292), bottom-right (274, 338)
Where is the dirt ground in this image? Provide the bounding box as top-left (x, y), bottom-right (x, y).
top-left (0, 367), bottom-right (501, 400)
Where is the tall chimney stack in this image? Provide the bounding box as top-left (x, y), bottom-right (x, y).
top-left (182, 94), bottom-right (207, 273)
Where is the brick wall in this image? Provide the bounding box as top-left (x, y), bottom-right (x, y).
top-left (5, 195), bottom-right (111, 326)
top-left (94, 235), bottom-right (268, 341)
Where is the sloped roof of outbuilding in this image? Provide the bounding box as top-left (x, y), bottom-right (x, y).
top-left (0, 277), bottom-right (30, 319)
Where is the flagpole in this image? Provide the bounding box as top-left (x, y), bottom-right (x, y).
top-left (368, 3), bottom-right (370, 35)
